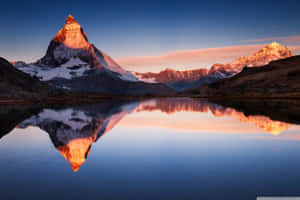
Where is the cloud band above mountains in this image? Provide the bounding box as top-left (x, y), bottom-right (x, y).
top-left (245, 35), bottom-right (300, 44)
top-left (118, 44), bottom-right (300, 72)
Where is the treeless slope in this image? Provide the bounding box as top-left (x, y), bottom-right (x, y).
top-left (185, 55), bottom-right (300, 98)
top-left (0, 57), bottom-right (54, 100)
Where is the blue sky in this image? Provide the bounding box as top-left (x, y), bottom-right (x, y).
top-left (1, 0), bottom-right (300, 69)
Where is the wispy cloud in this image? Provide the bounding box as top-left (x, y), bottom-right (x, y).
top-left (118, 44), bottom-right (300, 72)
top-left (245, 35), bottom-right (300, 44)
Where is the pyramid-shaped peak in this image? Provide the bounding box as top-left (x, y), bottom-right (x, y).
top-left (66, 14), bottom-right (77, 24)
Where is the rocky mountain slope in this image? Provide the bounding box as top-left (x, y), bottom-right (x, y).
top-left (0, 57), bottom-right (55, 100)
top-left (135, 42), bottom-right (292, 91)
top-left (184, 55), bottom-right (300, 98)
top-left (15, 15), bottom-right (173, 95)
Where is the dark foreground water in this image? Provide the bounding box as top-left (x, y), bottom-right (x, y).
top-left (1, 98), bottom-right (300, 200)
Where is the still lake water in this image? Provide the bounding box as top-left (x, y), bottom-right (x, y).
top-left (1, 98), bottom-right (300, 200)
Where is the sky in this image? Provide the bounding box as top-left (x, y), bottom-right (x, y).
top-left (1, 0), bottom-right (300, 72)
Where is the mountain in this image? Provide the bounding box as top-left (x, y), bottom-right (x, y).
top-left (15, 15), bottom-right (173, 95)
top-left (208, 42), bottom-right (292, 78)
top-left (0, 57), bottom-right (55, 100)
top-left (184, 55), bottom-right (300, 98)
top-left (134, 68), bottom-right (210, 91)
top-left (135, 42), bottom-right (292, 91)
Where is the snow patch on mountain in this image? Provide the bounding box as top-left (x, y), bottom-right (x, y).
top-left (17, 62), bottom-right (91, 81)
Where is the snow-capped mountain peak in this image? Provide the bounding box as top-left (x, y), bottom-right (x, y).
top-left (16, 14), bottom-right (138, 82)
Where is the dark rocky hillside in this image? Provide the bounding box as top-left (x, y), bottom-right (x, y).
top-left (185, 55), bottom-right (300, 98)
top-left (0, 57), bottom-right (55, 100)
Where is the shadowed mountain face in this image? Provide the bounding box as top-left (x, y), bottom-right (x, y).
top-left (14, 15), bottom-right (173, 95)
top-left (1, 98), bottom-right (300, 171)
top-left (135, 42), bottom-right (292, 91)
top-left (0, 57), bottom-right (54, 100)
top-left (185, 55), bottom-right (300, 98)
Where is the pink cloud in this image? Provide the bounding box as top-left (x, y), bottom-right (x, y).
top-left (245, 35), bottom-right (300, 44)
top-left (118, 44), bottom-right (300, 73)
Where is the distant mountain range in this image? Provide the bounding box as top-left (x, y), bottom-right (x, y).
top-left (185, 55), bottom-right (300, 98)
top-left (135, 42), bottom-right (293, 91)
top-left (13, 15), bottom-right (173, 95)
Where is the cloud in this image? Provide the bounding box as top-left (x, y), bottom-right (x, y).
top-left (118, 44), bottom-right (300, 73)
top-left (245, 35), bottom-right (300, 44)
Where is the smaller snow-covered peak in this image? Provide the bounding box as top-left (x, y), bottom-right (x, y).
top-left (268, 41), bottom-right (281, 48)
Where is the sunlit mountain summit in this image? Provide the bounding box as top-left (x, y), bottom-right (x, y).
top-left (14, 15), bottom-right (173, 95)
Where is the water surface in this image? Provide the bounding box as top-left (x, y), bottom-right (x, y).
top-left (1, 98), bottom-right (300, 200)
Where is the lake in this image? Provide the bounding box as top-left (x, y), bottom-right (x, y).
top-left (1, 98), bottom-right (300, 200)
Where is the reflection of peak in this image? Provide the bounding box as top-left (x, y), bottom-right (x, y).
top-left (19, 101), bottom-right (138, 172)
top-left (230, 112), bottom-right (290, 135)
top-left (57, 138), bottom-right (93, 172)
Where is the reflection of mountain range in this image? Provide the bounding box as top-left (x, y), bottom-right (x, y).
top-left (135, 98), bottom-right (291, 135)
top-left (1, 98), bottom-right (300, 171)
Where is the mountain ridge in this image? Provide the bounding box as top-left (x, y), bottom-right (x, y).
top-left (184, 55), bottom-right (300, 98)
top-left (135, 42), bottom-right (293, 91)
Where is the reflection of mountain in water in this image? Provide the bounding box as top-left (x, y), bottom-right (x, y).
top-left (136, 98), bottom-right (291, 135)
top-left (1, 98), bottom-right (299, 172)
top-left (19, 101), bottom-right (138, 171)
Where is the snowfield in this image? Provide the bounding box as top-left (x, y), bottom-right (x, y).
top-left (16, 58), bottom-right (91, 81)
